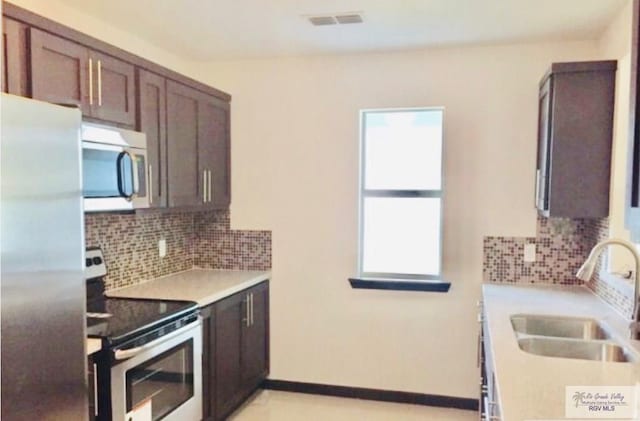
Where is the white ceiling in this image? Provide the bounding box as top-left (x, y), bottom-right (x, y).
top-left (55, 0), bottom-right (629, 61)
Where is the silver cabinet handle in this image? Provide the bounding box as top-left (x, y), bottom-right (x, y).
top-left (250, 293), bottom-right (254, 326)
top-left (208, 170), bottom-right (212, 203)
top-left (148, 164), bottom-right (153, 204)
top-left (97, 59), bottom-right (102, 106)
top-left (245, 295), bottom-right (250, 327)
top-left (535, 169), bottom-right (541, 208)
top-left (203, 170), bottom-right (207, 203)
top-left (92, 362), bottom-right (98, 416)
top-left (88, 58), bottom-right (94, 105)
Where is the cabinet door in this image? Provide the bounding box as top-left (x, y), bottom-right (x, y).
top-left (166, 80), bottom-right (201, 207)
top-left (199, 96), bottom-right (231, 209)
top-left (241, 282), bottom-right (269, 393)
top-left (137, 70), bottom-right (167, 207)
top-left (214, 291), bottom-right (245, 419)
top-left (2, 17), bottom-right (29, 96)
top-left (30, 28), bottom-right (90, 115)
top-left (198, 95), bottom-right (230, 209)
top-left (535, 77), bottom-right (552, 213)
top-left (90, 51), bottom-right (136, 127)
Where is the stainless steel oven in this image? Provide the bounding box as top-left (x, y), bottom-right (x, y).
top-left (86, 248), bottom-right (202, 421)
top-left (111, 318), bottom-right (202, 421)
top-left (82, 122), bottom-right (149, 212)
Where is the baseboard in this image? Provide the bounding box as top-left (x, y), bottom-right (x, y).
top-left (262, 379), bottom-right (478, 411)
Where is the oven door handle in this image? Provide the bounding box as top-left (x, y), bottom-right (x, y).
top-left (113, 319), bottom-right (200, 361)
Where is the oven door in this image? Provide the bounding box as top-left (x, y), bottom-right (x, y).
top-left (111, 320), bottom-right (202, 421)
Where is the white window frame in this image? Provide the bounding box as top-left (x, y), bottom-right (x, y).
top-left (357, 107), bottom-right (445, 280)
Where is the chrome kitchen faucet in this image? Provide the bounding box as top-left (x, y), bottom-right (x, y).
top-left (576, 238), bottom-right (640, 340)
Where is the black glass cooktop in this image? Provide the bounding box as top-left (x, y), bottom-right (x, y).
top-left (87, 297), bottom-right (198, 347)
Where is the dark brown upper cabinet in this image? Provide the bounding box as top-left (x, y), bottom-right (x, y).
top-left (3, 2), bottom-right (232, 211)
top-left (2, 17), bottom-right (29, 96)
top-left (166, 80), bottom-right (202, 207)
top-left (137, 69), bottom-right (167, 208)
top-left (30, 28), bottom-right (135, 127)
top-left (199, 96), bottom-right (231, 209)
top-left (167, 80), bottom-right (231, 209)
top-left (535, 60), bottom-right (616, 218)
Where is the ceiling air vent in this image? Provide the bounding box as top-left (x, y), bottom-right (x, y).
top-left (307, 12), bottom-right (363, 26)
top-left (309, 16), bottom-right (337, 26)
top-left (335, 14), bottom-right (363, 24)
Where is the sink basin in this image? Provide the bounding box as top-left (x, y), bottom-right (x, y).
top-left (517, 337), bottom-right (636, 363)
top-left (511, 314), bottom-right (609, 340)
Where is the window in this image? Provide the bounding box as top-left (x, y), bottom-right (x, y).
top-left (358, 108), bottom-right (444, 281)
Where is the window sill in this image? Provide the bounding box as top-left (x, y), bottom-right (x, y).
top-left (348, 277), bottom-right (451, 293)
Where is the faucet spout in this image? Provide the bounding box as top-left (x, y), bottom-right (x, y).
top-left (576, 238), bottom-right (640, 340)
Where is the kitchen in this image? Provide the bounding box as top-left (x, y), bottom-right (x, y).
top-left (1, 0), bottom-right (639, 420)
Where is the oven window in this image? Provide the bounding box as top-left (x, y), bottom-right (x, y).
top-left (126, 340), bottom-right (194, 420)
top-left (83, 148), bottom-right (133, 198)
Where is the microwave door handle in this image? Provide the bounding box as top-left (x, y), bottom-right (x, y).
top-left (116, 151), bottom-right (134, 200)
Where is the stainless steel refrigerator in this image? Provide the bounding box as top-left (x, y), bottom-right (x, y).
top-left (1, 94), bottom-right (87, 420)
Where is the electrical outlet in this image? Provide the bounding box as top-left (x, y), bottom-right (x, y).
top-left (158, 239), bottom-right (167, 258)
top-left (524, 243), bottom-right (536, 262)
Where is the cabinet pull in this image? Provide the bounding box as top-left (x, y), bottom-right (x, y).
top-left (203, 170), bottom-right (207, 203)
top-left (246, 295), bottom-right (251, 327)
top-left (88, 58), bottom-right (94, 105)
top-left (148, 165), bottom-right (153, 204)
top-left (208, 170), bottom-right (213, 203)
top-left (534, 169), bottom-right (540, 208)
top-left (92, 362), bottom-right (98, 416)
top-left (250, 293), bottom-right (254, 326)
top-left (97, 60), bottom-right (102, 106)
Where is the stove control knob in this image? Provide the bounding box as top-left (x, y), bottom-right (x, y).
top-left (92, 257), bottom-right (102, 265)
top-left (86, 258), bottom-right (93, 267)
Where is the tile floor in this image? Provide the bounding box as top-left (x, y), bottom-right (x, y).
top-left (230, 390), bottom-right (477, 421)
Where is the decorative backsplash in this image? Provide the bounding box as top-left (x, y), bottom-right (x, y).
top-left (85, 209), bottom-right (271, 291)
top-left (193, 210), bottom-right (271, 270)
top-left (483, 217), bottom-right (595, 285)
top-left (483, 216), bottom-right (634, 319)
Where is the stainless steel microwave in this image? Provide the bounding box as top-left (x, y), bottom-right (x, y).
top-left (82, 122), bottom-right (149, 212)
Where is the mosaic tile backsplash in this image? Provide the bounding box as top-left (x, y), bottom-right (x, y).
top-left (85, 209), bottom-right (271, 291)
top-left (483, 216), bottom-right (635, 319)
top-left (483, 217), bottom-right (596, 285)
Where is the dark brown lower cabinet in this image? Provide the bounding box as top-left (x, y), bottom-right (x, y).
top-left (202, 281), bottom-right (269, 421)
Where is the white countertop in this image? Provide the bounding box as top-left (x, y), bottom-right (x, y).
top-left (87, 338), bottom-right (102, 355)
top-left (483, 284), bottom-right (640, 421)
top-left (107, 269), bottom-right (271, 307)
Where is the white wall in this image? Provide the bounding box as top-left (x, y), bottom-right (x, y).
top-left (597, 0), bottom-right (634, 272)
top-left (3, 0), bottom-right (609, 397)
top-left (192, 42), bottom-right (602, 397)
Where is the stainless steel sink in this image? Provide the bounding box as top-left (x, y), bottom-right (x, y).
top-left (511, 314), bottom-right (609, 340)
top-left (517, 337), bottom-right (636, 363)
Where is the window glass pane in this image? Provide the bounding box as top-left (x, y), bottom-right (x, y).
top-left (364, 110), bottom-right (442, 190)
top-left (362, 197), bottom-right (441, 275)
